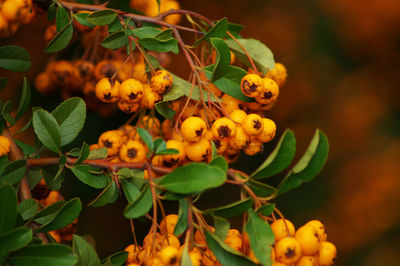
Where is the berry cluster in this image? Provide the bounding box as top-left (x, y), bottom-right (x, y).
top-left (0, 0), bottom-right (34, 37)
top-left (0, 135), bottom-right (10, 156)
top-left (129, 0), bottom-right (181, 25)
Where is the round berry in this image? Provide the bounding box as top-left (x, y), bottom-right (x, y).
top-left (181, 117), bottom-right (207, 142)
top-left (242, 114), bottom-right (264, 136)
top-left (306, 220), bottom-right (327, 242)
top-left (271, 219), bottom-right (296, 242)
top-left (184, 138), bottom-right (210, 162)
top-left (275, 237), bottom-right (302, 264)
top-left (318, 241), bottom-right (337, 266)
top-left (119, 78), bottom-right (144, 103)
top-left (212, 117), bottom-right (236, 139)
top-left (257, 118), bottom-right (276, 143)
top-left (98, 130), bottom-right (123, 156)
top-left (241, 74), bottom-right (263, 97)
top-left (256, 78), bottom-right (279, 105)
top-left (265, 62), bottom-right (287, 87)
top-left (295, 225), bottom-right (320, 256)
top-left (163, 140), bottom-right (185, 165)
top-left (95, 78), bottom-right (120, 103)
top-left (151, 70), bottom-right (173, 94)
top-left (120, 140), bottom-right (147, 163)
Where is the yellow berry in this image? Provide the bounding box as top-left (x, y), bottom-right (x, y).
top-left (256, 78), bottom-right (279, 105)
top-left (241, 74), bottom-right (263, 97)
top-left (257, 118), bottom-right (276, 143)
top-left (141, 84), bottom-right (161, 109)
top-left (242, 114), bottom-right (264, 136)
top-left (120, 140), bottom-right (147, 163)
top-left (0, 136), bottom-right (11, 157)
top-left (230, 126), bottom-right (250, 149)
top-left (271, 219), bottom-right (296, 242)
top-left (181, 117), bottom-right (207, 142)
top-left (306, 220), bottom-right (327, 242)
top-left (295, 256), bottom-right (318, 266)
top-left (124, 244), bottom-right (141, 264)
top-left (150, 70), bottom-right (173, 94)
top-left (275, 237), bottom-right (302, 264)
top-left (160, 214), bottom-right (179, 235)
top-left (212, 117), bottom-right (236, 139)
top-left (318, 241), bottom-right (337, 266)
top-left (295, 225), bottom-right (320, 256)
top-left (158, 246), bottom-right (180, 266)
top-left (184, 138), bottom-right (210, 162)
top-left (119, 78), bottom-right (144, 103)
top-left (265, 62), bottom-right (287, 87)
top-left (212, 138), bottom-right (228, 154)
top-left (230, 109), bottom-right (247, 124)
top-left (243, 140), bottom-right (263, 155)
top-left (95, 78), bottom-right (120, 103)
top-left (98, 130), bottom-right (123, 156)
top-left (117, 100), bottom-right (140, 114)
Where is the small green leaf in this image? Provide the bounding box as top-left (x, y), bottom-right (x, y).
top-left (47, 2), bottom-right (56, 21)
top-left (256, 203), bottom-right (275, 216)
top-left (73, 12), bottom-right (94, 27)
top-left (225, 38), bottom-right (275, 75)
top-left (0, 45), bottom-right (31, 72)
top-left (0, 160), bottom-right (26, 185)
top-left (139, 38), bottom-right (178, 53)
top-left (32, 108), bottom-right (61, 153)
top-left (7, 244), bottom-right (78, 266)
top-left (33, 201), bottom-right (65, 225)
top-left (27, 169), bottom-right (43, 189)
top-left (36, 198), bottom-right (82, 233)
top-left (194, 18), bottom-right (228, 46)
top-left (73, 235), bottom-right (101, 266)
top-left (245, 209), bottom-right (274, 266)
top-left (155, 148), bottom-right (179, 156)
top-left (56, 5), bottom-right (69, 31)
top-left (226, 22), bottom-right (245, 39)
top-left (155, 102), bottom-right (175, 119)
top-left (107, 19), bottom-right (123, 33)
top-left (13, 118), bottom-right (32, 137)
top-left (123, 185), bottom-right (153, 219)
top-left (52, 97), bottom-right (87, 146)
top-left (136, 128), bottom-right (154, 152)
top-left (121, 180), bottom-right (141, 203)
top-left (87, 148), bottom-right (108, 160)
top-left (101, 251), bottom-right (128, 266)
top-left (174, 199), bottom-right (188, 237)
top-left (213, 215), bottom-right (230, 241)
top-left (159, 163), bottom-right (226, 194)
top-left (247, 179), bottom-right (276, 197)
top-left (210, 156), bottom-right (228, 173)
top-left (251, 129), bottom-right (296, 180)
top-left (2, 100), bottom-right (15, 125)
top-left (75, 142), bottom-right (90, 165)
top-left (0, 77), bottom-right (7, 91)
top-left (180, 244), bottom-right (193, 266)
top-left (45, 22), bottom-right (74, 53)
top-left (101, 31), bottom-right (129, 49)
top-left (210, 38), bottom-right (231, 81)
top-left (15, 77), bottom-right (31, 122)
top-left (0, 184), bottom-right (17, 234)
top-left (86, 10), bottom-right (117, 26)
top-left (42, 165), bottom-right (64, 190)
top-left (70, 165), bottom-right (109, 189)
top-left (17, 199), bottom-right (38, 220)
top-left (203, 198), bottom-right (252, 219)
top-left (88, 181), bottom-right (119, 207)
top-left (0, 227), bottom-right (32, 264)
top-left (131, 27), bottom-right (163, 39)
top-left (276, 130), bottom-right (329, 196)
top-left (204, 230), bottom-right (257, 266)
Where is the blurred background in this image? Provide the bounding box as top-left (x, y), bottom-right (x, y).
top-left (1, 0), bottom-right (400, 265)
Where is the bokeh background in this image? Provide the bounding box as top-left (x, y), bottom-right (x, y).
top-left (1, 0), bottom-right (400, 265)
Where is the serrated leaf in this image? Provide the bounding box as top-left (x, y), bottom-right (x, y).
top-left (194, 18), bottom-right (228, 46)
top-left (210, 38), bottom-right (231, 81)
top-left (70, 165), bottom-right (109, 189)
top-left (0, 159), bottom-right (26, 185)
top-left (32, 108), bottom-right (61, 153)
top-left (213, 216), bottom-right (230, 241)
top-left (86, 10), bottom-right (117, 26)
top-left (52, 97), bottom-right (86, 146)
top-left (136, 128), bottom-right (154, 152)
top-left (225, 38), bottom-right (275, 75)
top-left (245, 209), bottom-right (274, 266)
top-left (210, 156), bottom-right (228, 173)
top-left (15, 77), bottom-right (31, 122)
top-left (56, 5), bottom-right (69, 31)
top-left (0, 45), bottom-right (31, 72)
top-left (88, 181), bottom-right (118, 208)
top-left (75, 142), bottom-right (90, 165)
top-left (174, 199), bottom-right (188, 237)
top-left (159, 163), bottom-right (226, 194)
top-left (123, 185), bottom-right (153, 219)
top-left (101, 31), bottom-right (129, 49)
top-left (203, 198), bottom-right (252, 219)
top-left (0, 227), bottom-right (32, 264)
top-left (73, 235), bottom-right (101, 266)
top-left (252, 129), bottom-right (296, 180)
top-left (0, 184), bottom-right (17, 234)
top-left (45, 22), bottom-right (74, 53)
top-left (17, 199), bottom-right (38, 220)
top-left (276, 129), bottom-right (329, 196)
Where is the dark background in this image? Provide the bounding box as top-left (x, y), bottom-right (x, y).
top-left (1, 0), bottom-right (400, 265)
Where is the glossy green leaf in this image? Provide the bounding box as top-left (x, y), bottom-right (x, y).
top-left (203, 198), bottom-right (252, 218)
top-left (87, 148), bottom-right (108, 160)
top-left (52, 97), bottom-right (86, 146)
top-left (251, 129), bottom-right (296, 180)
top-left (155, 102), bottom-right (175, 119)
top-left (27, 169), bottom-right (43, 189)
top-left (139, 38), bottom-right (178, 53)
top-left (86, 10), bottom-right (117, 26)
top-left (204, 230), bottom-right (257, 266)
top-left (2, 100), bottom-right (15, 125)
top-left (226, 22), bottom-right (245, 38)
top-left (0, 45), bottom-right (31, 72)
top-left (0, 184), bottom-right (17, 234)
top-left (225, 38), bottom-right (275, 75)
top-left (17, 199), bottom-right (38, 220)
top-left (73, 12), bottom-right (94, 27)
top-left (121, 180), bottom-right (141, 203)
top-left (159, 163), bottom-right (226, 194)
top-left (70, 165), bottom-right (109, 189)
top-left (210, 38), bottom-right (231, 81)
top-left (276, 129), bottom-right (329, 196)
top-left (75, 142), bottom-right (90, 165)
top-left (33, 201), bottom-right (65, 225)
top-left (0, 159), bottom-right (26, 185)
top-left (88, 181), bottom-right (118, 207)
top-left (13, 118), bottom-right (32, 137)
top-left (47, 2), bottom-right (56, 21)
top-left (0, 227), bottom-right (32, 264)
top-left (107, 19), bottom-right (123, 33)
top-left (15, 77), bottom-right (31, 122)
top-left (213, 215), bottom-right (230, 241)
top-left (56, 5), bottom-right (69, 31)
top-left (32, 108), bottom-right (61, 153)
top-left (131, 27), bottom-right (163, 39)
top-left (247, 179), bottom-right (276, 197)
top-left (101, 31), bottom-right (129, 49)
top-left (14, 140), bottom-right (35, 157)
top-left (245, 209), bottom-right (274, 266)
top-left (137, 128), bottom-right (154, 152)
top-left (174, 199), bottom-right (188, 237)
top-left (7, 244), bottom-right (78, 266)
top-left (72, 235), bottom-right (101, 266)
top-left (42, 164), bottom-right (64, 190)
top-left (101, 251), bottom-right (128, 266)
top-left (194, 18), bottom-right (228, 46)
top-left (124, 185), bottom-right (153, 219)
top-left (256, 203), bottom-right (275, 216)
top-left (155, 148), bottom-right (179, 156)
top-left (45, 22), bottom-right (73, 53)
top-left (210, 156), bottom-right (228, 173)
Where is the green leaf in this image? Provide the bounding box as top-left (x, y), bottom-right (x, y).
top-left (174, 199), bottom-right (188, 237)
top-left (213, 216), bottom-right (230, 241)
top-left (86, 10), bottom-right (117, 26)
top-left (226, 22), bottom-right (245, 38)
top-left (244, 209), bottom-right (274, 266)
top-left (73, 12), bottom-right (94, 27)
top-left (256, 203), bottom-right (275, 216)
top-left (17, 199), bottom-right (38, 220)
top-left (13, 118), bottom-right (32, 137)
top-left (101, 31), bottom-right (129, 49)
top-left (73, 235), bottom-right (101, 266)
top-left (42, 165), bottom-right (64, 190)
top-left (117, 168), bottom-right (145, 184)
top-left (47, 2), bottom-right (56, 21)
top-left (88, 181), bottom-right (119, 207)
top-left (210, 38), bottom-right (231, 81)
top-left (0, 227), bottom-right (32, 264)
top-left (33, 201), bottom-right (65, 225)
top-left (159, 163), bottom-right (226, 194)
top-left (123, 185), bottom-right (153, 219)
top-left (27, 169), bottom-right (43, 189)
top-left (0, 45), bottom-right (31, 72)
top-left (155, 148), bottom-right (179, 156)
top-left (107, 19), bottom-right (123, 33)
top-left (32, 108), bottom-right (61, 153)
top-left (7, 244), bottom-right (78, 266)
top-left (121, 180), bottom-right (141, 203)
top-left (2, 100), bottom-right (15, 125)
top-left (131, 27), bottom-right (163, 39)
top-left (87, 148), bottom-right (108, 160)
top-left (194, 18), bottom-right (228, 46)
top-left (14, 140), bottom-right (34, 157)
top-left (52, 97), bottom-right (86, 146)
top-left (0, 160), bottom-right (26, 185)
top-left (203, 198), bottom-right (253, 219)
top-left (0, 184), bottom-right (17, 234)
top-left (204, 230), bottom-right (257, 266)
top-left (136, 128), bottom-right (154, 152)
top-left (204, 65), bottom-right (252, 102)
top-left (75, 142), bottom-right (90, 165)
top-left (45, 22), bottom-right (74, 53)
top-left (276, 129), bottom-right (329, 196)
top-left (101, 251), bottom-right (128, 266)
top-left (56, 5), bottom-right (69, 31)
top-left (210, 156), bottom-right (228, 173)
top-left (0, 77), bottom-right (7, 91)
top-left (180, 244), bottom-right (193, 266)
top-left (139, 38), bottom-right (178, 53)
top-left (225, 38), bottom-right (275, 75)
top-left (247, 179), bottom-right (276, 197)
top-left (155, 102), bottom-right (175, 119)
top-left (36, 198), bottom-right (82, 233)
top-left (15, 77), bottom-right (31, 122)
top-left (251, 129), bottom-right (296, 180)
top-left (70, 165), bottom-right (109, 189)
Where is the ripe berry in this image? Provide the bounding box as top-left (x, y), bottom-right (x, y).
top-left (241, 74), bottom-right (263, 97)
top-left (275, 237), bottom-right (302, 264)
top-left (141, 84), bottom-right (160, 109)
top-left (94, 60), bottom-right (117, 80)
top-left (73, 60), bottom-right (94, 81)
top-left (184, 138), bottom-right (210, 162)
top-left (295, 256), bottom-right (318, 266)
top-left (117, 100), bottom-right (140, 114)
top-left (124, 244), bottom-right (141, 264)
top-left (222, 94), bottom-right (243, 114)
top-left (295, 225), bottom-right (320, 255)
top-left (120, 140), bottom-right (147, 163)
top-left (318, 241), bottom-right (337, 266)
top-left (244, 140), bottom-right (263, 155)
top-left (181, 117), bottom-right (207, 142)
top-left (189, 248), bottom-right (203, 266)
top-left (212, 117), bottom-right (236, 139)
top-left (230, 126), bottom-right (250, 149)
top-left (271, 219), bottom-right (296, 242)
top-left (306, 220), bottom-right (327, 242)
top-left (242, 114), bottom-right (264, 136)
top-left (95, 78), bottom-right (120, 103)
top-left (98, 130), bottom-right (123, 156)
top-left (163, 140), bottom-right (185, 165)
top-left (256, 78), bottom-right (279, 105)
top-left (257, 118), bottom-right (276, 143)
top-left (230, 109), bottom-right (247, 124)
top-left (212, 137), bottom-right (228, 154)
top-left (150, 70), bottom-right (173, 94)
top-left (119, 78), bottom-right (144, 103)
top-left (265, 62), bottom-right (287, 87)
top-left (158, 246), bottom-right (180, 266)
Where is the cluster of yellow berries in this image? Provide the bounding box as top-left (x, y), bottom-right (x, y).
top-left (0, 135), bottom-right (11, 157)
top-left (129, 0), bottom-right (181, 25)
top-left (95, 69), bottom-right (173, 113)
top-left (0, 0), bottom-right (34, 37)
